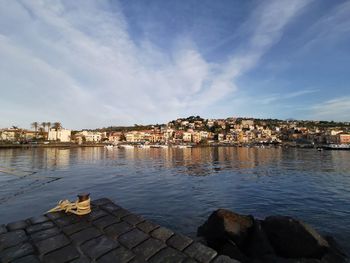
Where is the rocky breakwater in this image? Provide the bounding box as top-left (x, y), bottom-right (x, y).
top-left (197, 209), bottom-right (348, 263)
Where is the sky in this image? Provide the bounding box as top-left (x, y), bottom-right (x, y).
top-left (0, 0), bottom-right (349, 129)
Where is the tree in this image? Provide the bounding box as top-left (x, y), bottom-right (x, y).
top-left (119, 133), bottom-right (126, 141)
top-left (31, 122), bottom-right (39, 138)
top-left (41, 122), bottom-right (46, 132)
top-left (53, 122), bottom-right (62, 130)
top-left (46, 122), bottom-right (51, 132)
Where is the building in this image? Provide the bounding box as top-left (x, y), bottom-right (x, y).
top-left (0, 129), bottom-right (17, 141)
top-left (108, 132), bottom-right (122, 143)
top-left (183, 132), bottom-right (192, 142)
top-left (48, 128), bottom-right (71, 142)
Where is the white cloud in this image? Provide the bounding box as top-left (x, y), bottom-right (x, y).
top-left (260, 89), bottom-right (319, 104)
top-left (311, 97), bottom-right (350, 121)
top-left (0, 0), bottom-right (311, 129)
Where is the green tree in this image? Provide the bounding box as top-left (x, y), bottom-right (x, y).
top-left (31, 122), bottom-right (39, 138)
top-left (53, 122), bottom-right (62, 130)
top-left (46, 122), bottom-right (51, 132)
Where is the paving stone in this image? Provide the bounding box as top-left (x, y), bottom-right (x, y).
top-left (133, 237), bottom-right (166, 260)
top-left (151, 227), bottom-right (174, 242)
top-left (28, 215), bottom-right (49, 225)
top-left (91, 198), bottom-right (112, 207)
top-left (182, 259), bottom-right (197, 263)
top-left (118, 228), bottom-right (149, 249)
top-left (0, 242), bottom-right (34, 262)
top-left (211, 255), bottom-right (241, 263)
top-left (136, 221), bottom-right (159, 234)
top-left (35, 233), bottom-right (70, 255)
top-left (128, 256), bottom-right (147, 263)
top-left (97, 246), bottom-right (135, 263)
top-left (93, 215), bottom-right (119, 230)
top-left (122, 214), bottom-right (144, 226)
top-left (0, 230), bottom-right (28, 250)
top-left (81, 236), bottom-right (119, 260)
top-left (26, 221), bottom-right (55, 234)
top-left (86, 209), bottom-right (108, 222)
top-left (71, 227), bottom-right (102, 245)
top-left (43, 244), bottom-right (80, 263)
top-left (110, 208), bottom-right (131, 219)
top-left (184, 242), bottom-right (217, 263)
top-left (62, 221), bottom-right (91, 235)
top-left (100, 202), bottom-right (122, 213)
top-left (54, 215), bottom-right (81, 227)
top-left (104, 222), bottom-right (134, 240)
top-left (0, 224), bottom-right (7, 234)
top-left (149, 247), bottom-right (187, 263)
top-left (46, 212), bottom-right (66, 220)
top-left (167, 233), bottom-right (193, 251)
top-left (30, 227), bottom-right (60, 242)
top-left (70, 255), bottom-right (91, 263)
top-left (7, 220), bottom-right (28, 231)
top-left (11, 255), bottom-right (40, 263)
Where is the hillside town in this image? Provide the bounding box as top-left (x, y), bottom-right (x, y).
top-left (1, 117), bottom-right (350, 147)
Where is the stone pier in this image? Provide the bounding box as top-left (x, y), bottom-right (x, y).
top-left (0, 198), bottom-right (238, 263)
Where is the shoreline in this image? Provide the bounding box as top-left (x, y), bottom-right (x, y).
top-left (0, 143), bottom-right (105, 149)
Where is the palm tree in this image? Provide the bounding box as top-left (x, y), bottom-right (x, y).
top-left (41, 122), bottom-right (47, 132)
top-left (31, 122), bottom-right (39, 138)
top-left (46, 122), bottom-right (51, 132)
top-left (53, 122), bottom-right (62, 130)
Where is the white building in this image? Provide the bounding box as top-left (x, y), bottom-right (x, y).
top-left (77, 131), bottom-right (105, 142)
top-left (48, 129), bottom-right (71, 142)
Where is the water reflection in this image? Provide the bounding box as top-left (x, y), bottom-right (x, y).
top-left (0, 147), bottom-right (350, 253)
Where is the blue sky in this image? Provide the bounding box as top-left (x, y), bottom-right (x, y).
top-left (0, 0), bottom-right (349, 129)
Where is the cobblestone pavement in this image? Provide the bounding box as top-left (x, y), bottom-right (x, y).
top-left (0, 198), bottom-right (239, 263)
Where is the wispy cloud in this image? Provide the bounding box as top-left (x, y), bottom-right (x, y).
top-left (0, 0), bottom-right (312, 128)
top-left (311, 97), bottom-right (350, 121)
top-left (260, 89), bottom-right (319, 104)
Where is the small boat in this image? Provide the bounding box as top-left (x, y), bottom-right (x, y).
top-left (137, 144), bottom-right (151, 149)
top-left (119, 144), bottom-right (134, 149)
top-left (322, 144), bottom-right (350, 150)
top-left (104, 145), bottom-right (114, 149)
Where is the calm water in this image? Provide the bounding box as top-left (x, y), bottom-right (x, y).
top-left (0, 147), bottom-right (349, 252)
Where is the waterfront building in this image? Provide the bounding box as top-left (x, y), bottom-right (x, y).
top-left (183, 132), bottom-right (192, 142)
top-left (48, 128), bottom-right (71, 142)
top-left (0, 129), bottom-right (17, 141)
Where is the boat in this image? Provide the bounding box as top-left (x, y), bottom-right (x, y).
top-left (104, 145), bottom-right (114, 149)
top-left (119, 144), bottom-right (134, 149)
top-left (322, 144), bottom-right (350, 150)
top-left (137, 144), bottom-right (151, 149)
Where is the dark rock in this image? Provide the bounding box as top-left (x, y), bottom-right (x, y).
top-left (262, 216), bottom-right (329, 258)
top-left (322, 236), bottom-right (348, 263)
top-left (219, 239), bottom-right (248, 263)
top-left (246, 220), bottom-right (274, 258)
top-left (198, 209), bottom-right (254, 248)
